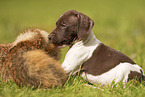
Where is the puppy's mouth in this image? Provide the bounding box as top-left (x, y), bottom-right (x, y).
top-left (49, 36), bottom-right (78, 48)
top-left (48, 39), bottom-right (67, 48)
top-left (52, 37), bottom-right (78, 48)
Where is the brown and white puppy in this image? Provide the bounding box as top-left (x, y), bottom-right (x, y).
top-left (0, 28), bottom-right (67, 88)
top-left (48, 10), bottom-right (145, 86)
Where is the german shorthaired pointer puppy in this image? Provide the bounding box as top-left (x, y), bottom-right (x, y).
top-left (48, 10), bottom-right (145, 86)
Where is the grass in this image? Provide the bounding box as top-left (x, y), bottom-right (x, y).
top-left (0, 0), bottom-right (145, 97)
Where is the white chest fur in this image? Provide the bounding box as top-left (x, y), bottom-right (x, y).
top-left (61, 31), bottom-right (101, 74)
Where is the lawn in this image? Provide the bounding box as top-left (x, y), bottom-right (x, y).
top-left (0, 0), bottom-right (145, 97)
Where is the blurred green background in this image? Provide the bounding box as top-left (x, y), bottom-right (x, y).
top-left (0, 0), bottom-right (145, 67)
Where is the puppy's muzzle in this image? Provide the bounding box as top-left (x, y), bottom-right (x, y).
top-left (48, 34), bottom-right (52, 41)
top-left (48, 33), bottom-right (55, 42)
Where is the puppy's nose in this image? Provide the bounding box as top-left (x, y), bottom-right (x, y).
top-left (48, 34), bottom-right (52, 41)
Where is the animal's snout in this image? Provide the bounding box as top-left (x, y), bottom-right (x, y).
top-left (48, 32), bottom-right (55, 41)
top-left (48, 34), bottom-right (52, 41)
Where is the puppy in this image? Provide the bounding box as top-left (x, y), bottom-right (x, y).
top-left (0, 28), bottom-right (67, 88)
top-left (48, 10), bottom-right (145, 86)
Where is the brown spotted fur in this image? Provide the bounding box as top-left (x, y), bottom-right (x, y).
top-left (0, 28), bottom-right (67, 88)
top-left (0, 44), bottom-right (12, 79)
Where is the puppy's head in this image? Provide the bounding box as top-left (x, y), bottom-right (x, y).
top-left (48, 10), bottom-right (94, 47)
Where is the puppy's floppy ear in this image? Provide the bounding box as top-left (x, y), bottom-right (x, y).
top-left (76, 12), bottom-right (94, 39)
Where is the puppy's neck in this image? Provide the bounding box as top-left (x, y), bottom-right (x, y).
top-left (72, 31), bottom-right (101, 47)
top-left (83, 31), bottom-right (101, 45)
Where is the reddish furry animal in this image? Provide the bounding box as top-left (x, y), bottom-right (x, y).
top-left (0, 44), bottom-right (12, 79)
top-left (0, 28), bottom-right (67, 89)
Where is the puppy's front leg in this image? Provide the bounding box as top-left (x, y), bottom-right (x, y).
top-left (61, 47), bottom-right (87, 75)
top-left (61, 54), bottom-right (81, 74)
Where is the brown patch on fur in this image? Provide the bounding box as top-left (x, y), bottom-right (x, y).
top-left (128, 70), bottom-right (145, 82)
top-left (81, 43), bottom-right (135, 76)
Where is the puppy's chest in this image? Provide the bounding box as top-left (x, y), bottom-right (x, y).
top-left (81, 43), bottom-right (135, 76)
top-left (67, 43), bottom-right (99, 64)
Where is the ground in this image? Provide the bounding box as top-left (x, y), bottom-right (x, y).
top-left (0, 0), bottom-right (145, 97)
